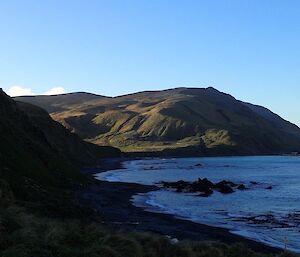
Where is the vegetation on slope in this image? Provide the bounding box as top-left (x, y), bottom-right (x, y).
top-left (0, 206), bottom-right (298, 257)
top-left (0, 89), bottom-right (120, 212)
top-left (16, 87), bottom-right (300, 155)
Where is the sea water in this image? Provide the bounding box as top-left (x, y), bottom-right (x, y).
top-left (95, 156), bottom-right (300, 252)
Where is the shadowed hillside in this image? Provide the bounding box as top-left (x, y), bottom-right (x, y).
top-left (16, 87), bottom-right (300, 155)
top-left (0, 89), bottom-right (120, 210)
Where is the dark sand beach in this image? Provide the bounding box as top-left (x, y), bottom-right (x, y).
top-left (78, 158), bottom-right (281, 254)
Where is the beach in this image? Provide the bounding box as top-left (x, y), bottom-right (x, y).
top-left (78, 158), bottom-right (281, 254)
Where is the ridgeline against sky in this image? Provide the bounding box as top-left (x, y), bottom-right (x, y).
top-left (0, 0), bottom-right (299, 126)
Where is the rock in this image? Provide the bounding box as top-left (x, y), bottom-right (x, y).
top-left (190, 178), bottom-right (214, 193)
top-left (162, 178), bottom-right (241, 195)
top-left (250, 181), bottom-right (258, 185)
top-left (161, 181), bottom-right (169, 187)
top-left (218, 184), bottom-right (234, 194)
top-left (195, 163), bottom-right (203, 167)
top-left (198, 189), bottom-right (213, 197)
top-left (237, 184), bottom-right (247, 190)
top-left (214, 180), bottom-right (235, 187)
top-left (161, 180), bottom-right (190, 191)
top-left (226, 181), bottom-right (237, 187)
top-left (165, 236), bottom-right (179, 244)
top-left (214, 180), bottom-right (234, 193)
top-left (215, 180), bottom-right (237, 187)
top-left (200, 178), bottom-right (214, 188)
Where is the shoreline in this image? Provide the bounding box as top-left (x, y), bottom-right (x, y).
top-left (78, 157), bottom-right (282, 254)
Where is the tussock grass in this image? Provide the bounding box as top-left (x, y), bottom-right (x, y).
top-left (0, 206), bottom-right (298, 257)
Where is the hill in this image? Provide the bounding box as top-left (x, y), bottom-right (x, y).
top-left (0, 89), bottom-right (120, 209)
top-left (17, 92), bottom-right (103, 112)
top-left (16, 87), bottom-right (300, 155)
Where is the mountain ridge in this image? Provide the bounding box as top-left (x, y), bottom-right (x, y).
top-left (15, 87), bottom-right (300, 155)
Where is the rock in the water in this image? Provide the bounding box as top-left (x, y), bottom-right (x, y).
top-left (198, 189), bottom-right (213, 197)
top-left (214, 180), bottom-right (234, 193)
top-left (218, 185), bottom-right (234, 194)
top-left (191, 178), bottom-right (214, 193)
top-left (200, 178), bottom-right (214, 188)
top-left (215, 180), bottom-right (237, 187)
top-left (161, 180), bottom-right (189, 189)
top-left (195, 163), bottom-right (203, 167)
top-left (162, 178), bottom-right (240, 195)
top-left (237, 184), bottom-right (247, 190)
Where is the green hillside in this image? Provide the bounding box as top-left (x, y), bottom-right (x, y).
top-left (16, 87), bottom-right (300, 155)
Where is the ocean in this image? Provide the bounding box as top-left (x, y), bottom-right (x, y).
top-left (95, 156), bottom-right (300, 252)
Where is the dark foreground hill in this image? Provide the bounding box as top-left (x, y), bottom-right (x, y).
top-left (0, 89), bottom-right (119, 209)
top-left (16, 87), bottom-right (300, 155)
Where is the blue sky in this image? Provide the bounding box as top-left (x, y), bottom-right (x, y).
top-left (0, 0), bottom-right (300, 125)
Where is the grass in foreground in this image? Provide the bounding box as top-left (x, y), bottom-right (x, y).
top-left (0, 206), bottom-right (298, 257)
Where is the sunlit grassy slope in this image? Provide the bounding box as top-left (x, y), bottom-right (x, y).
top-left (16, 87), bottom-right (300, 155)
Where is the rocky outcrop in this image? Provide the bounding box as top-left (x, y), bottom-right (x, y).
top-left (161, 178), bottom-right (238, 196)
top-left (161, 178), bottom-right (271, 197)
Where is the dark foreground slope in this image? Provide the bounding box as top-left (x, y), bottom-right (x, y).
top-left (16, 87), bottom-right (300, 155)
top-left (2, 204), bottom-right (296, 257)
top-left (0, 89), bottom-right (119, 210)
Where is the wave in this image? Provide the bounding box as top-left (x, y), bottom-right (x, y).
top-left (94, 171), bottom-right (122, 182)
top-left (231, 229), bottom-right (300, 253)
top-left (132, 192), bottom-right (300, 253)
top-left (98, 156), bottom-right (300, 253)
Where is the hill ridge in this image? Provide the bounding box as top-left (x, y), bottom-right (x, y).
top-left (15, 87), bottom-right (300, 155)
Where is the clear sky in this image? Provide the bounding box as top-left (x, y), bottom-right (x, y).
top-left (0, 0), bottom-right (300, 125)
